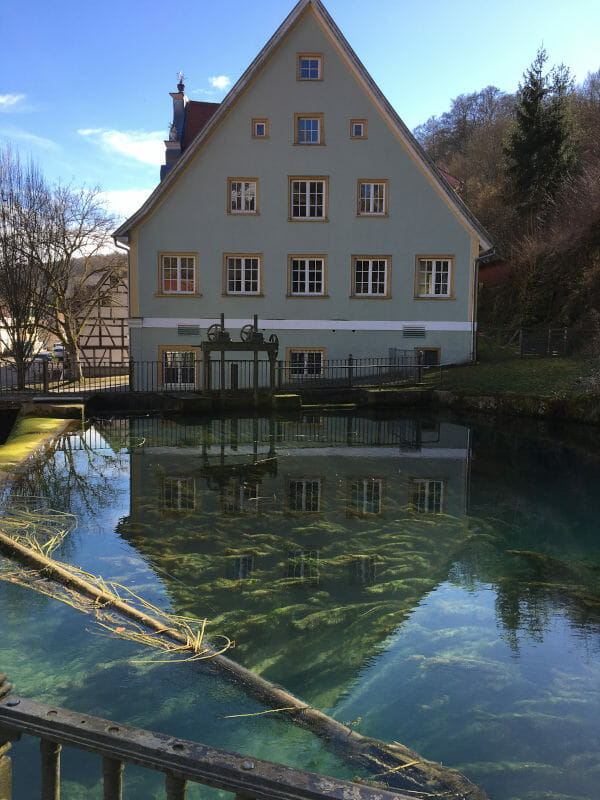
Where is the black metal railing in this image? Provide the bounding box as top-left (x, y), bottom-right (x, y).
top-left (0, 693), bottom-right (408, 800)
top-left (0, 353), bottom-right (423, 396)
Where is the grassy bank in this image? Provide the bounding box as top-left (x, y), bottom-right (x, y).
top-left (0, 417), bottom-right (72, 473)
top-left (423, 342), bottom-right (596, 397)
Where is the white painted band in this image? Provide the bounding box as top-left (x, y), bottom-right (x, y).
top-left (131, 318), bottom-right (474, 332)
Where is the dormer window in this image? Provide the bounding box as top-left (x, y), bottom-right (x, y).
top-left (297, 53), bottom-right (323, 80)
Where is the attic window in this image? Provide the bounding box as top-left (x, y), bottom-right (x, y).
top-left (252, 118), bottom-right (269, 138)
top-left (297, 53), bottom-right (323, 80)
top-left (350, 119), bottom-right (367, 139)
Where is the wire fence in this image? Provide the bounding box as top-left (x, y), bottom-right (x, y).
top-left (478, 327), bottom-right (600, 357)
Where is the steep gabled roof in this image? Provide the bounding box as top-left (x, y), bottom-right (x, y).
top-left (114, 0), bottom-right (492, 250)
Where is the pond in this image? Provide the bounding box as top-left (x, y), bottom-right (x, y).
top-left (1, 411), bottom-right (599, 800)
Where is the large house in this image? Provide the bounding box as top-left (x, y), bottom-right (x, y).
top-left (114, 0), bottom-right (492, 389)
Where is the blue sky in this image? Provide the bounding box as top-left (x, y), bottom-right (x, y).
top-left (1, 0), bottom-right (598, 222)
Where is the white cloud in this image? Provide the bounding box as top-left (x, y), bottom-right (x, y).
top-left (0, 128), bottom-right (57, 149)
top-left (100, 188), bottom-right (155, 222)
top-left (0, 94), bottom-right (27, 112)
top-left (78, 128), bottom-right (165, 165)
top-left (208, 75), bottom-right (231, 91)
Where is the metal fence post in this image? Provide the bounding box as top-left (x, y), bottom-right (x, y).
top-left (102, 756), bottom-right (124, 800)
top-left (165, 772), bottom-right (187, 800)
top-left (42, 360), bottom-right (49, 394)
top-left (347, 354), bottom-right (353, 388)
top-left (40, 738), bottom-right (61, 800)
top-left (128, 360), bottom-right (134, 392)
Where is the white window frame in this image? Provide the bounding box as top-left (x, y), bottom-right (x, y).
top-left (228, 178), bottom-right (258, 214)
top-left (224, 254), bottom-right (262, 296)
top-left (352, 256), bottom-right (390, 297)
top-left (161, 477), bottom-right (196, 511)
top-left (350, 119), bottom-right (367, 139)
top-left (289, 177), bottom-right (328, 220)
top-left (288, 550), bottom-right (320, 581)
top-left (252, 118), bottom-right (268, 138)
top-left (348, 478), bottom-right (383, 515)
top-left (287, 478), bottom-right (322, 513)
top-left (160, 348), bottom-right (198, 390)
top-left (160, 254), bottom-right (196, 294)
top-left (295, 115), bottom-right (323, 145)
top-left (416, 257), bottom-right (453, 298)
top-left (297, 54), bottom-right (323, 81)
top-left (410, 479), bottom-right (445, 513)
top-left (288, 256), bottom-right (326, 296)
top-left (357, 180), bottom-right (388, 216)
top-left (222, 479), bottom-right (262, 515)
top-left (287, 348), bottom-right (325, 379)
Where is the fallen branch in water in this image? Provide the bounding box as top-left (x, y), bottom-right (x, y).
top-left (0, 529), bottom-right (488, 799)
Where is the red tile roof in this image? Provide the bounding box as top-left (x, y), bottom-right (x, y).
top-left (438, 167), bottom-right (463, 192)
top-left (183, 101), bottom-right (220, 148)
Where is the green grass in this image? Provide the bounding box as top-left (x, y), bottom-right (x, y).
top-left (0, 417), bottom-right (71, 471)
top-left (422, 341), bottom-right (596, 397)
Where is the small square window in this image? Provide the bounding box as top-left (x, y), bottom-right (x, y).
top-left (297, 53), bottom-right (323, 80)
top-left (252, 118), bottom-right (269, 138)
top-left (350, 119), bottom-right (367, 139)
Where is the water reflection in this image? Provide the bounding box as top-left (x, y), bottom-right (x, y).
top-left (94, 413), bottom-right (472, 706)
top-left (2, 412), bottom-right (600, 800)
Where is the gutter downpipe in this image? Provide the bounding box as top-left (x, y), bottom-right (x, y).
top-left (472, 248), bottom-right (495, 362)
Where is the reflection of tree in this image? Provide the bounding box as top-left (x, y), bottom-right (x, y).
top-left (494, 581), bottom-right (550, 653)
top-left (451, 518), bottom-right (600, 652)
top-left (4, 427), bottom-right (127, 519)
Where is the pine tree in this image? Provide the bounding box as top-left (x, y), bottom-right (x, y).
top-left (504, 48), bottom-right (577, 225)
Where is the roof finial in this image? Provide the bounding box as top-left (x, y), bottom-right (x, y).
top-left (177, 71), bottom-right (185, 93)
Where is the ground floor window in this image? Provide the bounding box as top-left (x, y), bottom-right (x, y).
top-left (286, 348), bottom-right (326, 378)
top-left (227, 553), bottom-right (255, 579)
top-left (287, 549), bottom-right (319, 581)
top-left (160, 477), bottom-right (196, 511)
top-left (417, 347), bottom-right (441, 366)
top-left (159, 346), bottom-right (199, 389)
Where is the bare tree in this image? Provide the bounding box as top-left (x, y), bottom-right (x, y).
top-left (30, 185), bottom-right (122, 380)
top-left (0, 146), bottom-right (51, 389)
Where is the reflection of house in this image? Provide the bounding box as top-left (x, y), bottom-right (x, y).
top-left (114, 0), bottom-right (492, 391)
top-left (104, 413), bottom-right (471, 706)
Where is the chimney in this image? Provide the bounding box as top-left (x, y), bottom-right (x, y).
top-left (161, 73), bottom-right (188, 180)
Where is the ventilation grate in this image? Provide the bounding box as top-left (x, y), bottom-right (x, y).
top-left (402, 326), bottom-right (426, 338)
top-left (178, 325), bottom-right (200, 336)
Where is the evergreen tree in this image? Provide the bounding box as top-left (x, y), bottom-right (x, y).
top-left (504, 48), bottom-right (577, 225)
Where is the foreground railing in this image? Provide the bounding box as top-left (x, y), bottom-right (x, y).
top-left (0, 353), bottom-right (424, 396)
top-left (0, 691), bottom-right (407, 800)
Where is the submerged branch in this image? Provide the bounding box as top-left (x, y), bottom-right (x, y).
top-left (0, 529), bottom-right (488, 798)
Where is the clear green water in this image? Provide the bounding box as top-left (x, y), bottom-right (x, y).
top-left (1, 412), bottom-right (599, 800)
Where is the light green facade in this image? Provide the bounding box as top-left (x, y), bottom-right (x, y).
top-left (125, 3), bottom-right (489, 384)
